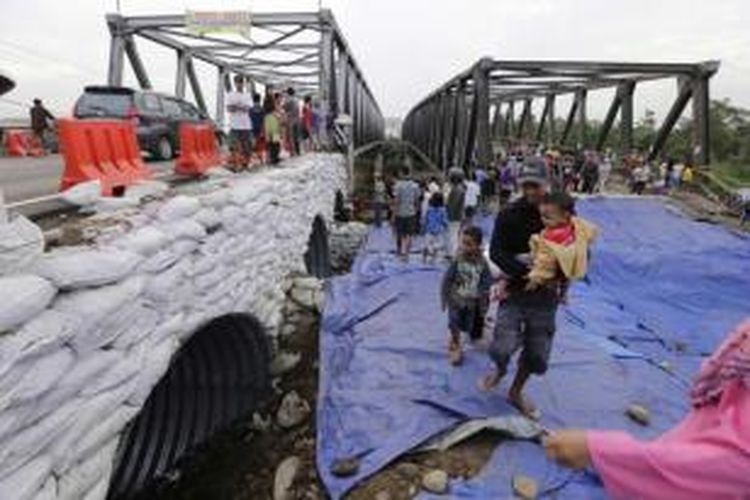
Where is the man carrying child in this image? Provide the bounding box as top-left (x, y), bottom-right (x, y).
top-left (481, 159), bottom-right (597, 419)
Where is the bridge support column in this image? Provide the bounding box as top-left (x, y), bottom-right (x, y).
top-left (576, 89), bottom-right (588, 148)
top-left (505, 101), bottom-right (516, 140)
top-left (517, 98), bottom-right (532, 141)
top-left (692, 74), bottom-right (711, 165)
top-left (619, 81), bottom-right (635, 154)
top-left (215, 67), bottom-right (228, 130)
top-left (319, 21), bottom-right (336, 146)
top-left (124, 36), bottom-right (151, 89)
top-left (186, 57), bottom-right (206, 114)
top-left (106, 15), bottom-right (126, 86)
top-left (473, 59), bottom-right (493, 169)
top-left (649, 77), bottom-right (693, 161)
top-left (175, 50), bottom-right (188, 98)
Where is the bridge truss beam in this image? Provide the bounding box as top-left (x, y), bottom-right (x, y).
top-left (403, 58), bottom-right (719, 170)
top-left (106, 10), bottom-right (384, 148)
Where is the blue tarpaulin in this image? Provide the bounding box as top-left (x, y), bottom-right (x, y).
top-left (317, 197), bottom-right (750, 499)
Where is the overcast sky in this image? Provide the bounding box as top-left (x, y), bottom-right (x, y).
top-left (1, 0), bottom-right (748, 122)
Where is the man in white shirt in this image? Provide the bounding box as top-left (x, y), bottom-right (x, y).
top-left (464, 171), bottom-right (481, 216)
top-left (226, 75), bottom-right (253, 169)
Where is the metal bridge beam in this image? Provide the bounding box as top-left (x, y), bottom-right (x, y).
top-left (649, 78), bottom-right (693, 162)
top-left (124, 36), bottom-right (152, 89)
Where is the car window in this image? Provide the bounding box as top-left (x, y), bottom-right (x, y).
top-left (163, 99), bottom-right (183, 118)
top-left (139, 93), bottom-right (163, 113)
top-left (75, 92), bottom-right (133, 117)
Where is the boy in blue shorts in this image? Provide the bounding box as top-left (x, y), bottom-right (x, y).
top-left (441, 226), bottom-right (492, 365)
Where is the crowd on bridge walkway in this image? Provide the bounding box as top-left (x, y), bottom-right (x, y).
top-left (225, 74), bottom-right (324, 170)
top-left (366, 146), bottom-right (750, 498)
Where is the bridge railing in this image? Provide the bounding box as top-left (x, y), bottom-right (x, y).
top-left (106, 10), bottom-right (384, 149)
top-left (402, 58), bottom-right (720, 170)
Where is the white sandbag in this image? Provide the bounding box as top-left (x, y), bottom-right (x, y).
top-left (67, 300), bottom-right (150, 355)
top-left (54, 277), bottom-right (146, 353)
top-left (33, 248), bottom-right (142, 289)
top-left (82, 475), bottom-right (110, 500)
top-left (128, 336), bottom-right (180, 406)
top-left (49, 379), bottom-right (137, 473)
top-left (111, 306), bottom-right (160, 350)
top-left (60, 180), bottom-right (101, 207)
top-left (160, 219), bottom-right (207, 242)
top-left (125, 180), bottom-right (169, 200)
top-left (0, 213), bottom-right (44, 277)
top-left (148, 313), bottom-right (185, 347)
top-left (157, 195), bottom-right (200, 222)
top-left (55, 350), bottom-right (121, 396)
top-left (0, 455), bottom-right (52, 500)
top-left (0, 309), bottom-right (80, 380)
top-left (57, 438), bottom-right (118, 500)
top-left (80, 347), bottom-right (142, 397)
top-left (143, 259), bottom-right (191, 303)
top-left (193, 207), bottom-right (221, 229)
top-left (0, 275), bottom-right (56, 333)
top-left (0, 398), bottom-right (79, 477)
top-left (36, 476), bottom-right (56, 500)
top-left (93, 196), bottom-right (140, 213)
top-left (114, 226), bottom-right (169, 256)
top-left (69, 405), bottom-right (138, 469)
top-left (12, 347), bottom-right (76, 404)
top-left (199, 188), bottom-right (231, 208)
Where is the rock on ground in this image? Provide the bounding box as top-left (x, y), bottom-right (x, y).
top-left (273, 455), bottom-right (301, 500)
top-left (421, 469), bottom-right (449, 494)
top-left (626, 404), bottom-right (651, 426)
top-left (276, 390), bottom-right (311, 429)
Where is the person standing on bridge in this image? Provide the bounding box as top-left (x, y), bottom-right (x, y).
top-left (30, 98), bottom-right (54, 151)
top-left (283, 88), bottom-right (301, 156)
top-left (481, 159), bottom-right (556, 420)
top-left (264, 97), bottom-right (282, 165)
top-left (226, 76), bottom-right (253, 170)
top-left (445, 169), bottom-right (467, 258)
top-left (392, 167), bottom-right (421, 259)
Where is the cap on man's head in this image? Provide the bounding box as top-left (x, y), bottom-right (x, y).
top-left (517, 158), bottom-right (548, 186)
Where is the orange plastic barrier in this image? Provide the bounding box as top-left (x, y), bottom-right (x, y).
top-left (57, 119), bottom-right (152, 195)
top-left (3, 129), bottom-right (45, 157)
top-left (174, 122), bottom-right (222, 176)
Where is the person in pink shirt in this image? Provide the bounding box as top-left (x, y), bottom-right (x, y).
top-left (543, 320), bottom-right (750, 499)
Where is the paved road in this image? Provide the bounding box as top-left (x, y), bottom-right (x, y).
top-left (0, 154), bottom-right (174, 204)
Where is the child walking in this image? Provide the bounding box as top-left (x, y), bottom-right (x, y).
top-left (423, 192), bottom-right (449, 263)
top-left (441, 226), bottom-right (492, 365)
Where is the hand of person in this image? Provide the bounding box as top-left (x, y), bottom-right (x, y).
top-left (542, 429), bottom-right (592, 469)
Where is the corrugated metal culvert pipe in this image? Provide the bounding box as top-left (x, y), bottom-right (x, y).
top-left (107, 313), bottom-right (271, 499)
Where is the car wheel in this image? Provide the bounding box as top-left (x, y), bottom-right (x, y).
top-left (155, 136), bottom-right (174, 160)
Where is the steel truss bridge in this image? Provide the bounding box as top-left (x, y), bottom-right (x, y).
top-left (402, 58), bottom-right (720, 170)
top-left (105, 10), bottom-right (384, 147)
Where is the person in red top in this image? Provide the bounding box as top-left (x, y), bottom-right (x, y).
top-left (302, 95), bottom-right (314, 153)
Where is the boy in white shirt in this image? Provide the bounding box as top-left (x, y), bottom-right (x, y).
top-left (226, 75), bottom-right (253, 169)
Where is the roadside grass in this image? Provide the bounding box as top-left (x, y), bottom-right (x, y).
top-left (710, 162), bottom-right (750, 188)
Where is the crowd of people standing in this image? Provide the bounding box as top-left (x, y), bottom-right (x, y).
top-left (225, 75), bottom-right (322, 169)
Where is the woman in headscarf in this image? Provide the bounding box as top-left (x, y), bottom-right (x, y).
top-left (543, 321), bottom-right (750, 499)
